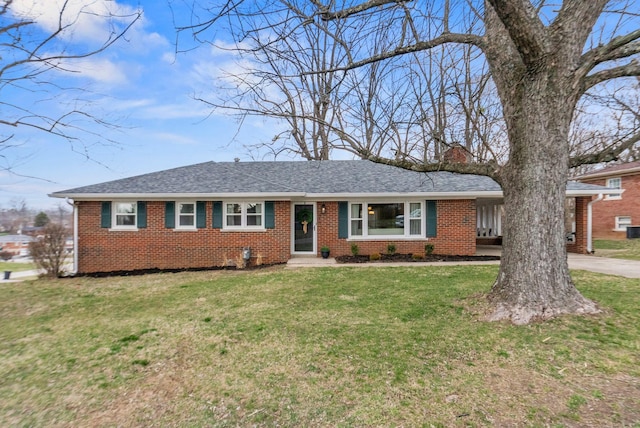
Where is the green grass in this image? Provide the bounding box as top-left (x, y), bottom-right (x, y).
top-left (0, 266), bottom-right (639, 426)
top-left (594, 239), bottom-right (640, 260)
top-left (0, 261), bottom-right (37, 272)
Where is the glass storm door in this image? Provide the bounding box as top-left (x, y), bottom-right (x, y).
top-left (293, 203), bottom-right (316, 253)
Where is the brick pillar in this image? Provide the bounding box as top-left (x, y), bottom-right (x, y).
top-left (568, 197), bottom-right (589, 254)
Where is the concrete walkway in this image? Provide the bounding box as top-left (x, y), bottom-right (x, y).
top-left (286, 246), bottom-right (640, 279)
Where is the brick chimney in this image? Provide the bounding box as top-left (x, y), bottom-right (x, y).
top-left (442, 144), bottom-right (472, 164)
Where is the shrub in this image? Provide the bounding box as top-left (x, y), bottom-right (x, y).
top-left (29, 223), bottom-right (68, 278)
top-left (0, 251), bottom-right (12, 261)
top-left (425, 243), bottom-right (434, 255)
top-left (350, 243), bottom-right (359, 256)
top-left (386, 243), bottom-right (396, 255)
top-left (369, 253), bottom-right (381, 261)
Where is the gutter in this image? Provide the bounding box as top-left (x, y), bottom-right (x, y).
top-left (587, 194), bottom-right (604, 253)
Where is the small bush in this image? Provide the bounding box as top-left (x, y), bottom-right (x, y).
top-left (350, 243), bottom-right (359, 256)
top-left (29, 223), bottom-right (68, 278)
top-left (0, 251), bottom-right (12, 261)
top-left (386, 243), bottom-right (396, 255)
top-left (425, 243), bottom-right (434, 255)
top-left (369, 253), bottom-right (381, 261)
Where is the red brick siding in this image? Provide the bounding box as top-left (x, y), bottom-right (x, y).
top-left (567, 197), bottom-right (589, 254)
top-left (76, 201), bottom-right (291, 273)
top-left (580, 174), bottom-right (640, 239)
top-left (316, 200), bottom-right (477, 257)
top-left (76, 199), bottom-right (479, 273)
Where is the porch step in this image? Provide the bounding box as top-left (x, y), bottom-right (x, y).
top-left (286, 257), bottom-right (337, 267)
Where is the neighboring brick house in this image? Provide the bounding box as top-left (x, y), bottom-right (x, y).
top-left (577, 160), bottom-right (640, 239)
top-left (0, 235), bottom-right (35, 257)
top-left (51, 160), bottom-right (606, 274)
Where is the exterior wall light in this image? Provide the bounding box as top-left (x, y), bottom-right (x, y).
top-left (321, 203), bottom-right (326, 214)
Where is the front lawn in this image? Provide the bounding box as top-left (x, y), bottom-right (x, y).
top-left (594, 238), bottom-right (640, 260)
top-left (1, 266), bottom-right (638, 426)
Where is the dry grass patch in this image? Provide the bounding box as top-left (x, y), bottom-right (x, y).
top-left (0, 266), bottom-right (639, 427)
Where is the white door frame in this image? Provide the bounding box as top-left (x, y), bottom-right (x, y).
top-left (291, 202), bottom-right (317, 255)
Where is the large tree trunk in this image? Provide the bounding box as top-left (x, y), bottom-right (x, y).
top-left (486, 76), bottom-right (600, 324)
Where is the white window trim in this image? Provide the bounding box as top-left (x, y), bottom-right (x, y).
top-left (111, 201), bottom-right (138, 231)
top-left (176, 201), bottom-right (197, 230)
top-left (223, 201), bottom-right (265, 230)
top-left (614, 216), bottom-right (631, 232)
top-left (348, 201), bottom-right (425, 239)
top-left (604, 177), bottom-right (622, 200)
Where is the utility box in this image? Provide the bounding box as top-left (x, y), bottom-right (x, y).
top-left (626, 226), bottom-right (640, 239)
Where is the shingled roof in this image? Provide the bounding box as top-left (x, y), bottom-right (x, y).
top-left (50, 160), bottom-right (606, 199)
top-left (577, 160), bottom-right (640, 179)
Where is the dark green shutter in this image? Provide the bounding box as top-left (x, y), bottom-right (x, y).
top-left (101, 202), bottom-right (111, 228)
top-left (426, 200), bottom-right (437, 237)
top-left (165, 202), bottom-right (175, 229)
top-left (265, 201), bottom-right (275, 229)
top-left (338, 201), bottom-right (349, 239)
top-left (137, 202), bottom-right (147, 228)
top-left (212, 201), bottom-right (223, 229)
top-left (196, 201), bottom-right (206, 228)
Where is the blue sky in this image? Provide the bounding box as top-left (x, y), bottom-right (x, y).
top-left (0, 0), bottom-right (296, 210)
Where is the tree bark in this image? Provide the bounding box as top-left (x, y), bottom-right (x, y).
top-left (483, 1), bottom-right (601, 324)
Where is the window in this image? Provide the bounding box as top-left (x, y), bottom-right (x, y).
top-left (225, 202), bottom-right (264, 229)
top-left (605, 177), bottom-right (622, 200)
top-left (349, 202), bottom-right (424, 238)
top-left (114, 202), bottom-right (137, 228)
top-left (615, 216), bottom-right (631, 231)
top-left (177, 202), bottom-right (195, 229)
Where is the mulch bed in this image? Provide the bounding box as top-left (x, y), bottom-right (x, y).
top-left (335, 253), bottom-right (500, 264)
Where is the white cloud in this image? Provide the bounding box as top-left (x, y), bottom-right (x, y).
top-left (10, 0), bottom-right (142, 44)
top-left (62, 57), bottom-right (129, 84)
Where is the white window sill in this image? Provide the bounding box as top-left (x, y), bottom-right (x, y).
top-left (347, 236), bottom-right (427, 241)
top-left (222, 228), bottom-right (267, 232)
top-left (174, 228), bottom-right (198, 232)
top-left (613, 228), bottom-right (629, 232)
top-left (109, 227), bottom-right (139, 232)
top-left (604, 196), bottom-right (622, 201)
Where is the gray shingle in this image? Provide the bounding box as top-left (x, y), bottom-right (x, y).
top-left (51, 160), bottom-right (606, 198)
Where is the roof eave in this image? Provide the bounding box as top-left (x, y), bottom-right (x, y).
top-left (577, 166), bottom-right (640, 180)
top-left (49, 192), bottom-right (307, 200)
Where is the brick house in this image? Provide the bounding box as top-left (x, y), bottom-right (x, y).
top-left (51, 160), bottom-right (606, 274)
top-left (576, 160), bottom-right (640, 239)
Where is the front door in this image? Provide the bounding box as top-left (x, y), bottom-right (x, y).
top-left (292, 203), bottom-right (316, 254)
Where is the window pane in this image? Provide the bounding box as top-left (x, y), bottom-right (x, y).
top-left (247, 203), bottom-right (262, 214)
top-left (180, 203), bottom-right (195, 214)
top-left (116, 202), bottom-right (136, 214)
top-left (351, 220), bottom-right (363, 236)
top-left (351, 204), bottom-right (362, 219)
top-left (246, 215), bottom-right (262, 226)
top-left (226, 203), bottom-right (241, 214)
top-left (368, 203), bottom-right (404, 235)
top-left (227, 215), bottom-right (242, 226)
top-left (179, 215), bottom-right (195, 226)
top-left (410, 219), bottom-right (421, 235)
top-left (409, 203), bottom-right (421, 218)
top-left (116, 215), bottom-right (135, 226)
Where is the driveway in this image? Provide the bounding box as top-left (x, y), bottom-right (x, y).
top-left (476, 245), bottom-right (640, 279)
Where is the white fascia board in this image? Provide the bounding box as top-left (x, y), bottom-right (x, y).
top-left (306, 191), bottom-right (504, 200)
top-left (566, 188), bottom-right (619, 197)
top-left (49, 192), bottom-right (305, 200)
top-left (577, 167), bottom-right (640, 180)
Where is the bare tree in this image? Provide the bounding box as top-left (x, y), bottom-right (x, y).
top-left (0, 0), bottom-right (141, 171)
top-left (29, 222), bottom-right (68, 278)
top-left (182, 1), bottom-right (640, 324)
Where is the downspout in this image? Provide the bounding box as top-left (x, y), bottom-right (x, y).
top-left (587, 194), bottom-right (603, 254)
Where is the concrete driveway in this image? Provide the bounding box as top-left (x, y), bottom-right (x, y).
top-left (476, 245), bottom-right (640, 279)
